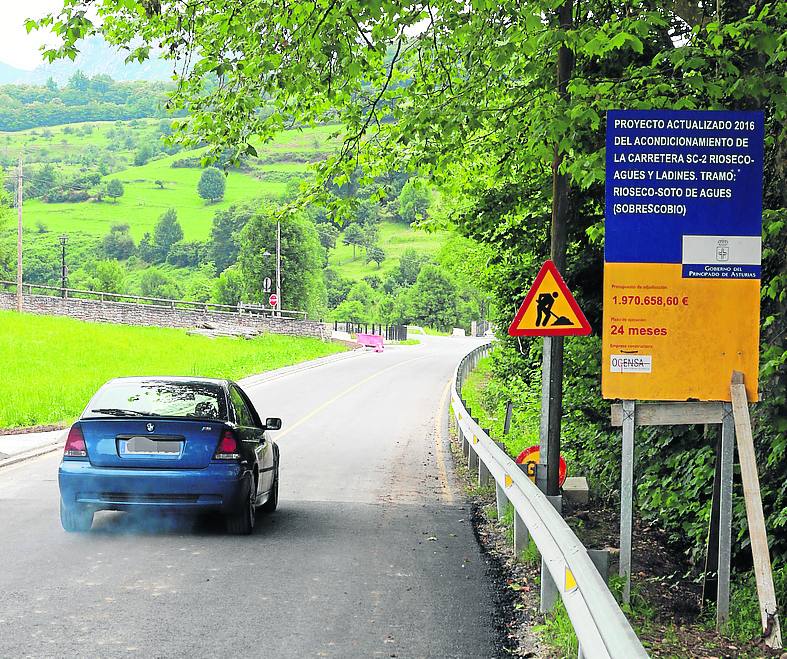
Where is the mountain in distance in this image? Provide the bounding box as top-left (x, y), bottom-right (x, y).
top-left (1, 36), bottom-right (174, 85)
top-left (0, 61), bottom-right (28, 85)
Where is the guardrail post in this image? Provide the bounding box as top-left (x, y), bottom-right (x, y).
top-left (587, 549), bottom-right (610, 582)
top-left (494, 441), bottom-right (510, 517)
top-left (461, 430), bottom-right (469, 458)
top-left (468, 440), bottom-right (478, 471)
top-left (478, 458), bottom-right (491, 488)
top-left (513, 463), bottom-right (530, 557)
top-left (540, 495), bottom-right (563, 613)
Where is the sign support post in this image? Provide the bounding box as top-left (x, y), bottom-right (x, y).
top-left (537, 336), bottom-right (553, 494)
top-left (717, 402), bottom-right (735, 629)
top-left (619, 400), bottom-right (635, 605)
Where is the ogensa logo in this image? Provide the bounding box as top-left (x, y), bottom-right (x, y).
top-left (610, 355), bottom-right (652, 373)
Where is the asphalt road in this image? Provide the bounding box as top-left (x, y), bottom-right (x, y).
top-left (0, 335), bottom-right (500, 658)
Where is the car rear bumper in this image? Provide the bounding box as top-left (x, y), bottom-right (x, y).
top-left (58, 460), bottom-right (247, 513)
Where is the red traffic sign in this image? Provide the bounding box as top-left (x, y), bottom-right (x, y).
top-left (515, 446), bottom-right (568, 487)
top-left (508, 260), bottom-right (591, 337)
top-left (268, 293), bottom-right (278, 307)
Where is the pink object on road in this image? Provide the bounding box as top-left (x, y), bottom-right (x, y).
top-left (356, 333), bottom-right (384, 352)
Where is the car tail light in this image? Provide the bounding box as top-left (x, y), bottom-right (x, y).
top-left (214, 430), bottom-right (240, 460)
top-left (64, 424), bottom-right (87, 458)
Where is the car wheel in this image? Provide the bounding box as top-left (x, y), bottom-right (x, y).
top-left (226, 476), bottom-right (255, 535)
top-left (60, 499), bottom-right (94, 533)
top-left (261, 469), bottom-right (279, 514)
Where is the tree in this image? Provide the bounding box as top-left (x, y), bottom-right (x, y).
top-left (397, 249), bottom-right (428, 287)
top-left (209, 205), bottom-right (254, 273)
top-left (93, 260), bottom-right (125, 293)
top-left (331, 299), bottom-right (366, 323)
top-left (139, 268), bottom-right (180, 299)
top-left (198, 167), bottom-right (226, 202)
top-left (342, 223), bottom-right (365, 260)
top-left (166, 240), bottom-right (207, 267)
top-left (366, 246), bottom-right (385, 269)
top-left (316, 223), bottom-right (339, 251)
top-left (67, 70), bottom-right (89, 91)
top-left (137, 232), bottom-right (156, 262)
top-left (106, 179), bottom-right (124, 202)
top-left (102, 223), bottom-right (135, 260)
top-left (408, 265), bottom-right (460, 331)
top-left (134, 143), bottom-right (155, 166)
top-left (213, 266), bottom-right (245, 305)
top-left (154, 179), bottom-right (165, 189)
top-left (153, 208), bottom-right (183, 261)
top-left (398, 179), bottom-right (431, 225)
top-left (355, 199), bottom-right (381, 226)
top-left (237, 207), bottom-right (326, 315)
top-left (361, 223), bottom-right (379, 250)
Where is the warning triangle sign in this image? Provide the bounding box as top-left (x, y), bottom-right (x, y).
top-left (508, 260), bottom-right (591, 337)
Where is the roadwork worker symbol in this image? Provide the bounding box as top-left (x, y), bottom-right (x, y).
top-left (536, 291), bottom-right (575, 327)
top-left (508, 260), bottom-right (591, 337)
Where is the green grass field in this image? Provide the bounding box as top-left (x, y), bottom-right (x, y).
top-left (0, 311), bottom-right (345, 429)
top-left (25, 150), bottom-right (287, 241)
top-left (329, 221), bottom-right (450, 280)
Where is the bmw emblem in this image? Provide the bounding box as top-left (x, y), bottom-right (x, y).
top-left (146, 423), bottom-right (155, 433)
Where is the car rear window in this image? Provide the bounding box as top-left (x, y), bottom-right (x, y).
top-left (85, 380), bottom-right (228, 420)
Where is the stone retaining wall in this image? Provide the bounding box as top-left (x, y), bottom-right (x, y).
top-left (0, 292), bottom-right (331, 340)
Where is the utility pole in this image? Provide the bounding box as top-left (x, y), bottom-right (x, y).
top-left (539, 0), bottom-right (574, 497)
top-left (16, 153), bottom-right (22, 312)
top-left (276, 221), bottom-right (281, 316)
top-left (59, 234), bottom-right (68, 298)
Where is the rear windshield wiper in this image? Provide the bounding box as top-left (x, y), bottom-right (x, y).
top-left (89, 408), bottom-right (155, 417)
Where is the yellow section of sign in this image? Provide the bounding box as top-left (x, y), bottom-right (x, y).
top-left (602, 262), bottom-right (760, 401)
top-left (565, 567), bottom-right (577, 593)
top-left (504, 474), bottom-right (513, 488)
top-left (510, 267), bottom-right (589, 335)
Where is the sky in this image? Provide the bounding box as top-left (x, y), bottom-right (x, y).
top-left (0, 0), bottom-right (63, 70)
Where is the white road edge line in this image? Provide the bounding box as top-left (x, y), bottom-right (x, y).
top-left (434, 379), bottom-right (454, 503)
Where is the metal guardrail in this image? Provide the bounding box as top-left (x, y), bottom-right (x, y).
top-left (0, 280), bottom-right (308, 321)
top-left (451, 343), bottom-right (648, 659)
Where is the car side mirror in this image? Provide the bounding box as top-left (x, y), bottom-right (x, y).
top-left (264, 417), bottom-right (282, 431)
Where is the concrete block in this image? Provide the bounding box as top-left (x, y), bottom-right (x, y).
top-left (562, 476), bottom-right (589, 505)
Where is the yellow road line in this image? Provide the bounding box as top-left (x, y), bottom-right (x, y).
top-left (274, 355), bottom-right (430, 441)
top-left (434, 379), bottom-right (454, 503)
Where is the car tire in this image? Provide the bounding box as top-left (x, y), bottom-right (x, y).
top-left (226, 476), bottom-right (255, 535)
top-left (260, 469), bottom-right (279, 514)
top-left (60, 499), bottom-right (94, 533)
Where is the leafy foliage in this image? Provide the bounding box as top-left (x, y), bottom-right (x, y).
top-left (101, 223), bottom-right (135, 259)
top-left (237, 206), bottom-right (326, 315)
top-left (198, 167), bottom-right (226, 202)
top-left (105, 178), bottom-right (124, 201)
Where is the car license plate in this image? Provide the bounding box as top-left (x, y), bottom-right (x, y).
top-left (123, 436), bottom-right (182, 455)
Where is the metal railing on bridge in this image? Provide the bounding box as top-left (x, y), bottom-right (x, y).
top-left (452, 343), bottom-right (648, 659)
top-left (333, 321), bottom-right (407, 342)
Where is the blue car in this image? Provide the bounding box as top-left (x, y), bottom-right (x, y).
top-left (58, 376), bottom-right (280, 535)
